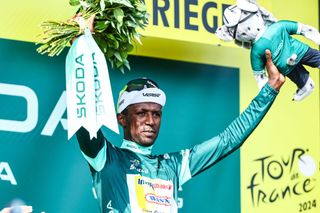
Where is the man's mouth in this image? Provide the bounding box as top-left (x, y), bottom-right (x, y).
top-left (142, 129), bottom-right (156, 136)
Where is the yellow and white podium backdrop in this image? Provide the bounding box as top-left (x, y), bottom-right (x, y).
top-left (239, 1), bottom-right (320, 213)
top-left (0, 0), bottom-right (319, 213)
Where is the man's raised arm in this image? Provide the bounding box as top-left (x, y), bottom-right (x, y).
top-left (177, 50), bottom-right (285, 184)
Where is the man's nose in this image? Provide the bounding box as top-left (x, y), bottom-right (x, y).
top-left (145, 113), bottom-right (154, 125)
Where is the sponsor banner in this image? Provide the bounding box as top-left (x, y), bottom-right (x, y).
top-left (127, 174), bottom-right (177, 212)
top-left (1, 0), bottom-right (272, 46)
top-left (0, 38), bottom-right (240, 212)
top-left (240, 1), bottom-right (320, 213)
top-left (143, 0), bottom-right (243, 46)
top-left (242, 147), bottom-right (320, 213)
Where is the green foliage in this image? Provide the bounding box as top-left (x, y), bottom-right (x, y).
top-left (37, 0), bottom-right (148, 72)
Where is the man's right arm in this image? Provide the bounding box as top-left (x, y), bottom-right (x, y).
top-left (76, 127), bottom-right (107, 172)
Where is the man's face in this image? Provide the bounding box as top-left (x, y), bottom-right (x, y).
top-left (118, 102), bottom-right (162, 146)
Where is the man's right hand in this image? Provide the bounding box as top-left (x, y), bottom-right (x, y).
top-left (265, 49), bottom-right (286, 91)
top-left (70, 14), bottom-right (95, 43)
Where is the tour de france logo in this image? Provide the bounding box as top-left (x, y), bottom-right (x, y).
top-left (246, 148), bottom-right (318, 211)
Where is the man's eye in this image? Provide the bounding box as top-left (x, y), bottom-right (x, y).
top-left (153, 112), bottom-right (161, 117)
top-left (137, 112), bottom-right (145, 116)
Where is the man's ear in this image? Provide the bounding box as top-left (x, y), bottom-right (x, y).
top-left (117, 113), bottom-right (127, 128)
top-left (215, 25), bottom-right (234, 41)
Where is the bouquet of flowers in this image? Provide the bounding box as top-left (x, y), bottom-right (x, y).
top-left (37, 0), bottom-right (148, 72)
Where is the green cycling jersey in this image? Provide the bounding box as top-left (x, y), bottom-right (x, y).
top-left (76, 83), bottom-right (278, 213)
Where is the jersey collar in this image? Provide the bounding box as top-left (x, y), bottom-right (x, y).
top-left (121, 139), bottom-right (152, 155)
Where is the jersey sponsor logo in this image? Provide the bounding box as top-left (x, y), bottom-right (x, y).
top-left (145, 194), bottom-right (172, 206)
top-left (138, 178), bottom-right (172, 191)
top-left (127, 174), bottom-right (177, 212)
top-left (129, 159), bottom-right (149, 174)
top-left (273, 40), bottom-right (284, 57)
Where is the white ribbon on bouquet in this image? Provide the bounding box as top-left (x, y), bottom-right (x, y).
top-left (65, 29), bottom-right (119, 139)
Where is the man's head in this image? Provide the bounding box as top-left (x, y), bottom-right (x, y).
top-left (117, 78), bottom-right (166, 146)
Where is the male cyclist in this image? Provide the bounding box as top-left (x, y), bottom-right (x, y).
top-left (76, 50), bottom-right (285, 212)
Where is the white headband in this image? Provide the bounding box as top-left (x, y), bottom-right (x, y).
top-left (117, 87), bottom-right (166, 113)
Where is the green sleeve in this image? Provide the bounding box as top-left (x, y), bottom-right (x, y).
top-left (251, 46), bottom-right (266, 74)
top-left (278, 20), bottom-right (299, 35)
top-left (178, 83), bottom-right (278, 185)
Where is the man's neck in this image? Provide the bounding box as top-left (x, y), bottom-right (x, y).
top-left (121, 139), bottom-right (153, 155)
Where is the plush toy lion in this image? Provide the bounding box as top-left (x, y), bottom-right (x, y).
top-left (216, 0), bottom-right (320, 101)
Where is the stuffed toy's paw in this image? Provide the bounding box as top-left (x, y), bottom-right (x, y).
top-left (300, 24), bottom-right (320, 45)
top-left (292, 76), bottom-right (315, 101)
top-left (215, 26), bottom-right (234, 41)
